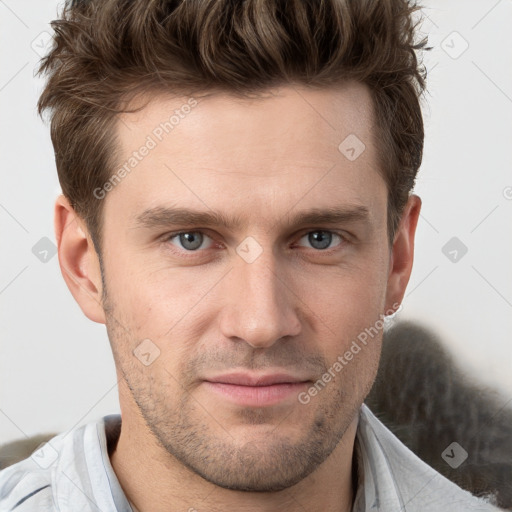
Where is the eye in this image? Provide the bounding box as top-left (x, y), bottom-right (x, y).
top-left (166, 231), bottom-right (214, 252)
top-left (162, 229), bottom-right (346, 256)
top-left (296, 230), bottom-right (344, 251)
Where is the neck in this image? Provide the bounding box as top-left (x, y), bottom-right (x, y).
top-left (109, 411), bottom-right (359, 512)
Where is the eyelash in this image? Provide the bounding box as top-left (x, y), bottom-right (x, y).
top-left (161, 229), bottom-right (349, 257)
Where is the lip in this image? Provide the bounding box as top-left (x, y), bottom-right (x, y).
top-left (206, 371), bottom-right (308, 386)
top-left (203, 371), bottom-right (311, 407)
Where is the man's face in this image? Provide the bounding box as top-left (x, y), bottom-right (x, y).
top-left (99, 82), bottom-right (393, 491)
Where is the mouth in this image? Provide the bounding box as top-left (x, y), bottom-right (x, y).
top-left (202, 371), bottom-right (311, 407)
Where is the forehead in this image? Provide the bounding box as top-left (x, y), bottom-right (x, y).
top-left (106, 82), bottom-right (385, 228)
top-left (118, 81), bottom-right (376, 157)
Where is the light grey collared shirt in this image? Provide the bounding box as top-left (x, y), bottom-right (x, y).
top-left (0, 404), bottom-right (502, 511)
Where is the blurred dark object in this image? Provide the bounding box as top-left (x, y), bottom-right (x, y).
top-left (366, 320), bottom-right (512, 510)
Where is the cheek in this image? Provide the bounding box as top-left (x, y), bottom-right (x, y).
top-left (300, 256), bottom-right (387, 318)
top-left (112, 264), bottom-right (224, 353)
top-left (103, 243), bottom-right (185, 321)
top-left (299, 260), bottom-right (387, 360)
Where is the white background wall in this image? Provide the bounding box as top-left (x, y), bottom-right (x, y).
top-left (1, 0), bottom-right (511, 443)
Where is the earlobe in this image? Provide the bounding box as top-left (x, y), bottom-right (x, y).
top-left (54, 194), bottom-right (106, 324)
top-left (384, 194), bottom-right (422, 313)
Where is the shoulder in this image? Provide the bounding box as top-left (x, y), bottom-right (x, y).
top-left (357, 404), bottom-right (502, 511)
top-left (0, 437), bottom-right (61, 511)
top-left (0, 417), bottom-right (99, 512)
top-left (0, 415), bottom-right (123, 512)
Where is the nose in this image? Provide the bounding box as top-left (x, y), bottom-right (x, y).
top-left (218, 249), bottom-right (302, 349)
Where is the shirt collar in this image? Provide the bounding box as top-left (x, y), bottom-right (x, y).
top-left (351, 403), bottom-right (405, 511)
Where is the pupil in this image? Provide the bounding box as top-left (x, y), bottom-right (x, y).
top-left (310, 231), bottom-right (331, 250)
top-left (181, 232), bottom-right (202, 250)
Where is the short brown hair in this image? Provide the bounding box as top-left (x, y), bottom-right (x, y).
top-left (37, 0), bottom-right (429, 254)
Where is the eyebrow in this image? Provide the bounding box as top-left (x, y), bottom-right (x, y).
top-left (132, 204), bottom-right (371, 232)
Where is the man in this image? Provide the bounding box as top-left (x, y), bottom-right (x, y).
top-left (0, 0), bottom-right (503, 511)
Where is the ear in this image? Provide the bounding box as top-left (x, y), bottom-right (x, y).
top-left (384, 194), bottom-right (422, 314)
top-left (54, 194), bottom-right (106, 324)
